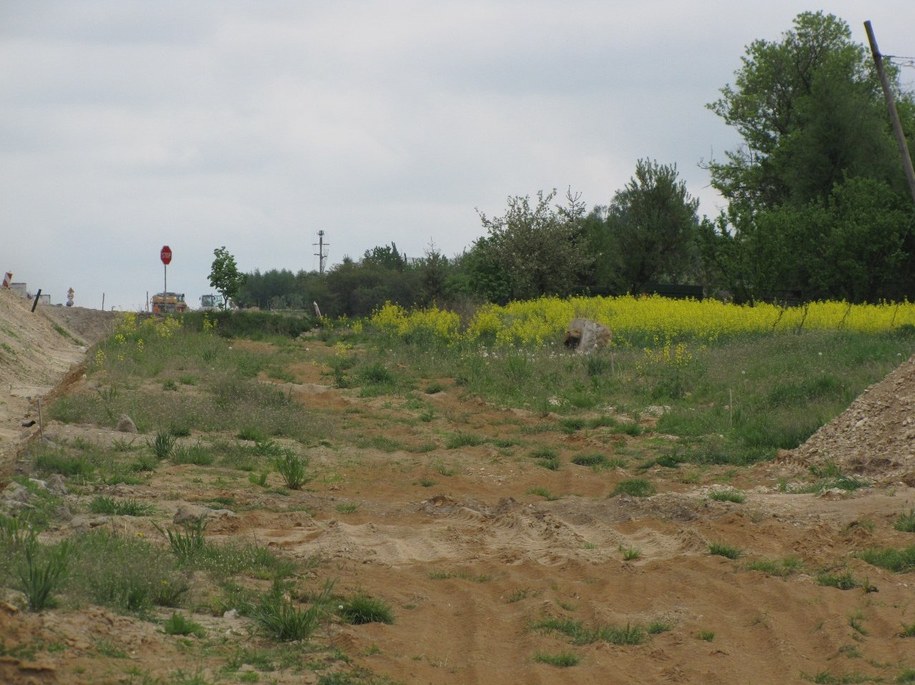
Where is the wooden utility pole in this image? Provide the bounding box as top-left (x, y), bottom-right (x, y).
top-left (865, 20), bottom-right (915, 204)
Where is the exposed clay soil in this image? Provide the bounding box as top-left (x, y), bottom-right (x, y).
top-left (1, 287), bottom-right (915, 685)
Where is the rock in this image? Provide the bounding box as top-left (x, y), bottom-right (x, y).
top-left (173, 504), bottom-right (211, 525)
top-left (46, 474), bottom-right (68, 496)
top-left (115, 414), bottom-right (138, 433)
top-left (564, 319), bottom-right (611, 354)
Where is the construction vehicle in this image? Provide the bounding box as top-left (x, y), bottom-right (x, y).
top-left (199, 294), bottom-right (217, 310)
top-left (151, 292), bottom-right (188, 314)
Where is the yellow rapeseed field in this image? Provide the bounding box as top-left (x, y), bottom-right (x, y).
top-left (370, 296), bottom-right (915, 347)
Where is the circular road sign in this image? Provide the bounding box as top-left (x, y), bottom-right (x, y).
top-left (160, 245), bottom-right (172, 265)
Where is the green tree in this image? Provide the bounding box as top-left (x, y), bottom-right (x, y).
top-left (707, 11), bottom-right (904, 210)
top-left (467, 189), bottom-right (592, 303)
top-left (208, 246), bottom-right (245, 309)
top-left (704, 11), bottom-right (915, 302)
top-left (590, 160), bottom-right (704, 294)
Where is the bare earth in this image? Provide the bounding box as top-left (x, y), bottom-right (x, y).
top-left (1, 287), bottom-right (914, 684)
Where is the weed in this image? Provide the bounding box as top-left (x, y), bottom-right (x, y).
top-left (255, 580), bottom-right (334, 641)
top-left (708, 489), bottom-right (746, 504)
top-left (151, 431), bottom-right (176, 460)
top-left (424, 381), bottom-right (444, 394)
top-left (848, 613), bottom-right (867, 636)
top-left (336, 502), bottom-right (360, 514)
top-left (746, 556), bottom-right (803, 577)
top-left (158, 519), bottom-right (208, 562)
top-left (249, 471), bottom-right (269, 487)
top-left (571, 453), bottom-right (611, 468)
top-left (709, 542), bottom-right (742, 560)
top-left (445, 432), bottom-right (486, 449)
top-left (816, 571), bottom-right (862, 591)
top-left (697, 630), bottom-right (715, 641)
top-left (163, 612), bottom-right (206, 638)
top-left (647, 621), bottom-right (672, 634)
top-left (527, 487), bottom-right (558, 501)
top-left (621, 546), bottom-right (642, 561)
top-left (531, 618), bottom-right (646, 646)
top-left (901, 623), bottom-right (915, 638)
top-left (857, 546), bottom-right (915, 573)
top-left (274, 451), bottom-right (313, 490)
top-left (172, 444), bottom-right (215, 466)
top-left (338, 595), bottom-right (394, 625)
top-left (89, 496), bottom-right (154, 516)
top-left (533, 651), bottom-right (580, 667)
top-left (898, 669), bottom-right (915, 684)
top-left (237, 427), bottom-right (266, 442)
top-left (894, 510), bottom-right (915, 533)
top-left (16, 539), bottom-right (70, 611)
top-left (612, 479), bottom-right (655, 498)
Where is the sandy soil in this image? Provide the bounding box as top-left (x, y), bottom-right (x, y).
top-left (1, 289), bottom-right (914, 684)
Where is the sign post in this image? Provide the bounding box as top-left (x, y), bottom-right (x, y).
top-left (160, 245), bottom-right (172, 296)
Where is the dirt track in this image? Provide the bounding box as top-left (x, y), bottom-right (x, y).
top-left (1, 290), bottom-right (915, 684)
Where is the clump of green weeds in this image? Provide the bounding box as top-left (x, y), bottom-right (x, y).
top-left (274, 451), bottom-right (313, 490)
top-left (746, 556), bottom-right (803, 577)
top-left (529, 447), bottom-right (560, 471)
top-left (708, 489), bottom-right (746, 504)
top-left (16, 539), bottom-right (71, 611)
top-left (157, 519), bottom-right (208, 563)
top-left (571, 453), bottom-right (611, 469)
top-left (531, 617), bottom-right (646, 646)
top-left (534, 651), bottom-right (579, 667)
top-left (338, 594), bottom-right (394, 625)
top-left (89, 496), bottom-right (154, 516)
top-left (163, 612), bottom-right (206, 638)
top-left (894, 510), bottom-right (915, 533)
top-left (816, 570), bottom-right (865, 591)
top-left (255, 580), bottom-right (334, 641)
top-left (612, 479), bottom-right (655, 498)
top-left (151, 430), bottom-right (176, 459)
top-left (857, 546), bottom-right (915, 573)
top-left (708, 542), bottom-right (742, 560)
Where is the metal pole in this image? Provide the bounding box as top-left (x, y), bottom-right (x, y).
top-left (865, 20), bottom-right (915, 204)
top-left (164, 263), bottom-right (167, 295)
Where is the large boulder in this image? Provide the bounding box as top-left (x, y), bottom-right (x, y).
top-left (564, 319), bottom-right (611, 354)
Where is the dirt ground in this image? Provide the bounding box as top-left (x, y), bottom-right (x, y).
top-left (1, 287), bottom-right (915, 685)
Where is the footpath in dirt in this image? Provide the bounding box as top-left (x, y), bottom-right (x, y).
top-left (0, 294), bottom-right (914, 685)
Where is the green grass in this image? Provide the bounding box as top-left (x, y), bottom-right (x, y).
top-left (533, 651), bottom-right (580, 667)
top-left (571, 453), bottom-right (612, 468)
top-left (746, 556), bottom-right (803, 577)
top-left (89, 496), bottom-right (154, 516)
top-left (445, 432), bottom-right (487, 449)
top-left (894, 510), bottom-right (915, 533)
top-left (709, 542), bottom-right (742, 560)
top-left (708, 489), bottom-right (746, 503)
top-left (255, 581), bottom-right (333, 641)
top-left (816, 571), bottom-right (863, 591)
top-left (338, 595), bottom-right (394, 625)
top-left (620, 546), bottom-right (642, 561)
top-left (531, 617), bottom-right (646, 646)
top-left (163, 612), bottom-right (206, 638)
top-left (857, 546), bottom-right (915, 573)
top-left (612, 479), bottom-right (655, 497)
top-left (527, 487), bottom-right (559, 501)
top-left (697, 630), bottom-right (715, 642)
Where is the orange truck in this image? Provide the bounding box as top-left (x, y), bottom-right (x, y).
top-left (151, 292), bottom-right (188, 314)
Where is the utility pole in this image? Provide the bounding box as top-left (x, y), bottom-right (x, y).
top-left (865, 20), bottom-right (915, 204)
top-left (313, 230), bottom-right (329, 274)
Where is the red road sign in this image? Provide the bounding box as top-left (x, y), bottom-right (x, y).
top-left (160, 245), bottom-right (172, 265)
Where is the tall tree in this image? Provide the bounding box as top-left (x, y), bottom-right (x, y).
top-left (704, 12), bottom-right (915, 302)
top-left (593, 160), bottom-right (704, 294)
top-left (707, 11), bottom-right (904, 211)
top-left (468, 189), bottom-right (592, 304)
top-left (208, 246), bottom-right (245, 309)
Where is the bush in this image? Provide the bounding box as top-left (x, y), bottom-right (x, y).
top-left (255, 581), bottom-right (333, 641)
top-left (16, 540), bottom-right (70, 611)
top-left (274, 452), bottom-right (312, 490)
top-left (338, 594), bottom-right (394, 625)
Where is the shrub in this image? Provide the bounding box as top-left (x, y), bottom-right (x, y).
top-left (857, 546), bottom-right (915, 573)
top-left (152, 431), bottom-right (176, 459)
top-left (89, 496), bottom-right (154, 516)
top-left (158, 519), bottom-right (208, 563)
top-left (534, 651), bottom-right (580, 667)
top-left (571, 453), bottom-right (610, 468)
top-left (708, 490), bottom-right (745, 504)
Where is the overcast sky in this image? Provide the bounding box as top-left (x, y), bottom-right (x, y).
top-left (2, 1), bottom-right (913, 311)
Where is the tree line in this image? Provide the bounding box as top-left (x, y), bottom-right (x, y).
top-left (215, 12), bottom-right (914, 316)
